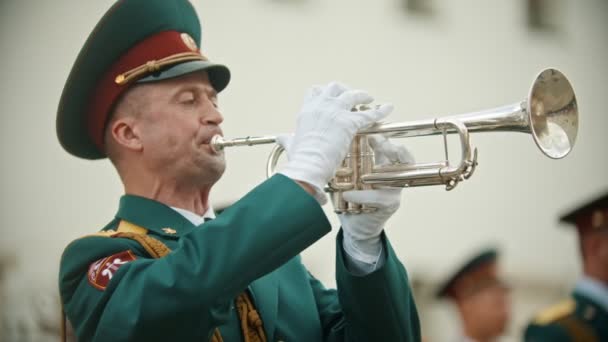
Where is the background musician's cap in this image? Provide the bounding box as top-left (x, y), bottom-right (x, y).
top-left (436, 248), bottom-right (503, 299)
top-left (56, 0), bottom-right (230, 160)
top-left (560, 191), bottom-right (608, 235)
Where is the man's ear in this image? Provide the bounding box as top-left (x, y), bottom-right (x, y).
top-left (109, 117), bottom-right (143, 152)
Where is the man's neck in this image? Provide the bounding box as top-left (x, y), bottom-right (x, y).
top-left (461, 315), bottom-right (494, 342)
top-left (124, 177), bottom-right (212, 216)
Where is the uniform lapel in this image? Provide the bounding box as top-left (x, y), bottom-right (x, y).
top-left (250, 271), bottom-right (279, 340)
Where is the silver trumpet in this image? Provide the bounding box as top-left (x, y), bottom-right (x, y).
top-left (210, 68), bottom-right (578, 213)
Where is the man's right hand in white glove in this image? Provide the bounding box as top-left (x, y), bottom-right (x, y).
top-left (277, 82), bottom-right (393, 204)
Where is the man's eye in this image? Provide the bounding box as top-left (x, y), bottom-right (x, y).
top-left (179, 93), bottom-right (196, 104)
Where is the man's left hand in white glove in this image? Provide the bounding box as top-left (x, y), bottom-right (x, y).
top-left (339, 134), bottom-right (415, 275)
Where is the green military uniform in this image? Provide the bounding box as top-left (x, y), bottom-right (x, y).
top-left (60, 175), bottom-right (420, 341)
top-left (524, 193), bottom-right (608, 342)
top-left (56, 0), bottom-right (421, 341)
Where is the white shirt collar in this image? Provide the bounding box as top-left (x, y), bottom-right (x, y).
top-left (170, 206), bottom-right (215, 226)
top-left (574, 275), bottom-right (608, 312)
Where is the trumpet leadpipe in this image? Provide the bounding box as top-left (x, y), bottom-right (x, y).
top-left (210, 135), bottom-right (277, 154)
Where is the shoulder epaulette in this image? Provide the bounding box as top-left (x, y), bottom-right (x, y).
top-left (79, 221), bottom-right (170, 258)
top-left (533, 299), bottom-right (576, 325)
top-left (85, 229), bottom-right (119, 238)
top-left (79, 220), bottom-right (149, 239)
top-left (63, 220), bottom-right (149, 256)
top-left (115, 220), bottom-right (148, 235)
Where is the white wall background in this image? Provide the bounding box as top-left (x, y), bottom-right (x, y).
top-left (0, 0), bottom-right (607, 341)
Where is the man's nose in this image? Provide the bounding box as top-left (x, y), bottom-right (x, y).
top-left (201, 107), bottom-right (223, 126)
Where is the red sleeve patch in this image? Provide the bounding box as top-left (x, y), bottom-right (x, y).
top-left (87, 250), bottom-right (137, 290)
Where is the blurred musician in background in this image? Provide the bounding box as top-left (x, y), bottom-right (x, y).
top-left (436, 248), bottom-right (511, 342)
top-left (524, 192), bottom-right (608, 341)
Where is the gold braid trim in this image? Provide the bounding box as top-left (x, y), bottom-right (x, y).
top-left (114, 52), bottom-right (207, 85)
top-left (236, 292), bottom-right (267, 342)
top-left (210, 329), bottom-right (224, 342)
top-left (117, 220), bottom-right (148, 235)
top-left (112, 232), bottom-right (171, 259)
top-left (533, 299), bottom-right (576, 324)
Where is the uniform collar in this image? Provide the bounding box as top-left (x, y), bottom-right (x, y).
top-left (116, 194), bottom-right (201, 238)
top-left (170, 205), bottom-right (215, 226)
top-left (574, 275), bottom-right (608, 312)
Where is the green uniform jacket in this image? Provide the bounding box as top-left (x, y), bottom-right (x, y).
top-left (59, 174), bottom-right (421, 341)
top-left (524, 292), bottom-right (608, 342)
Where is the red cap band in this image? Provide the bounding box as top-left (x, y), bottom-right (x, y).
top-left (87, 30), bottom-right (204, 151)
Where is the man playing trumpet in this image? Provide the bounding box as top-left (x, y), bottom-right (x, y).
top-left (57, 0), bottom-right (421, 341)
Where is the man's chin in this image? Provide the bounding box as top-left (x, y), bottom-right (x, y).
top-left (195, 157), bottom-right (226, 183)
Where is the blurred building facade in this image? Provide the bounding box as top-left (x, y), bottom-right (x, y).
top-left (1, 0), bottom-right (606, 340)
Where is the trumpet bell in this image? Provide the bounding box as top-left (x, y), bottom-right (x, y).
top-left (528, 68), bottom-right (578, 159)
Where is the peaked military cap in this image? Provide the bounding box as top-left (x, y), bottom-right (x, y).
top-left (57, 0), bottom-right (230, 159)
top-left (560, 191), bottom-right (608, 234)
top-left (436, 248), bottom-right (499, 299)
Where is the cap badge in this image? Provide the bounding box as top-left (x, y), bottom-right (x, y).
top-left (180, 33), bottom-right (198, 51)
top-left (591, 210), bottom-right (604, 229)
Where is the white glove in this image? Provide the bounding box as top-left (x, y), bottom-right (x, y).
top-left (339, 135), bottom-right (415, 266)
top-left (278, 82), bottom-right (393, 204)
